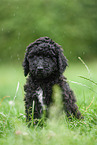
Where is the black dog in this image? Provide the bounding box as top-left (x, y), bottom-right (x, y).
top-left (23, 37), bottom-right (83, 123)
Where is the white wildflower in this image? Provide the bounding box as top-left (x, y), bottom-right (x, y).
top-left (9, 101), bottom-right (15, 106)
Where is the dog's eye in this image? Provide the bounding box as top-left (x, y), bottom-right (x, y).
top-left (44, 54), bottom-right (50, 58)
top-left (46, 55), bottom-right (50, 58)
top-left (29, 55), bottom-right (36, 59)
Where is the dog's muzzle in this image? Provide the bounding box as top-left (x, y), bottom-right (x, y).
top-left (36, 66), bottom-right (44, 77)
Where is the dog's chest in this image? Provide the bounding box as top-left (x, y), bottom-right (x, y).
top-left (35, 85), bottom-right (52, 107)
top-left (36, 87), bottom-right (46, 110)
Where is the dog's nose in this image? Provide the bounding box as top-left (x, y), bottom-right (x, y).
top-left (37, 66), bottom-right (43, 71)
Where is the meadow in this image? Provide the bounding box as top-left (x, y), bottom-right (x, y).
top-left (0, 60), bottom-right (97, 145)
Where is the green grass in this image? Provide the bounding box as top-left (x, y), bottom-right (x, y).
top-left (0, 61), bottom-right (97, 145)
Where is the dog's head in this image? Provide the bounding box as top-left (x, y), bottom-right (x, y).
top-left (23, 37), bottom-right (68, 79)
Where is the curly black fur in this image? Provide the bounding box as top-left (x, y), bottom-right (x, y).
top-left (23, 37), bottom-right (83, 123)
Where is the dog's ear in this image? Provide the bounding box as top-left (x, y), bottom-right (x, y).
top-left (57, 48), bottom-right (68, 75)
top-left (22, 49), bottom-right (29, 77)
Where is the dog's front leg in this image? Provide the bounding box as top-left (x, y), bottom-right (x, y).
top-left (24, 98), bottom-right (33, 123)
top-left (60, 79), bottom-right (83, 119)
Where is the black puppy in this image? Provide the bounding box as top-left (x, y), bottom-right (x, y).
top-left (23, 37), bottom-right (83, 123)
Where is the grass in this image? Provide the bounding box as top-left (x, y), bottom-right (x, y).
top-left (0, 61), bottom-right (97, 145)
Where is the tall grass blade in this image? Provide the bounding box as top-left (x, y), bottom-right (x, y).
top-left (79, 76), bottom-right (97, 86)
top-left (78, 57), bottom-right (91, 77)
top-left (32, 100), bottom-right (35, 126)
top-left (68, 80), bottom-right (97, 94)
top-left (14, 81), bottom-right (20, 100)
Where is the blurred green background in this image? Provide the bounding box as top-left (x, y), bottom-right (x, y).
top-left (0, 0), bottom-right (97, 64)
